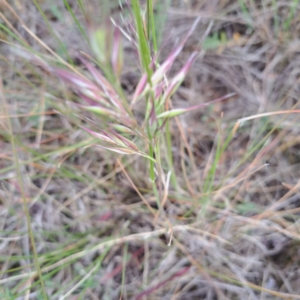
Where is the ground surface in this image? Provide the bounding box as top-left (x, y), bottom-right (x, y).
top-left (1, 0), bottom-right (300, 299)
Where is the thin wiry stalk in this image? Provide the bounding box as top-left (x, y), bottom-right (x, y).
top-left (32, 0), bottom-right (73, 64)
top-left (0, 81), bottom-right (48, 299)
top-left (63, 0), bottom-right (90, 45)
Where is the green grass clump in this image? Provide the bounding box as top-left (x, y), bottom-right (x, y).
top-left (2, 0), bottom-right (300, 299)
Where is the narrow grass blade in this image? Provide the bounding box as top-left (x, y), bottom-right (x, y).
top-left (132, 0), bottom-right (152, 77)
top-left (157, 93), bottom-right (236, 119)
top-left (151, 17), bottom-right (200, 84)
top-left (63, 0), bottom-right (90, 45)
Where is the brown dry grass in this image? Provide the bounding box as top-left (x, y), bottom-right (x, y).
top-left (1, 0), bottom-right (300, 299)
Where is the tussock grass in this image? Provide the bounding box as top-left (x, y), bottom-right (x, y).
top-left (1, 0), bottom-right (300, 299)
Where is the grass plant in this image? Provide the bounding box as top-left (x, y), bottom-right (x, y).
top-left (1, 0), bottom-right (300, 299)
